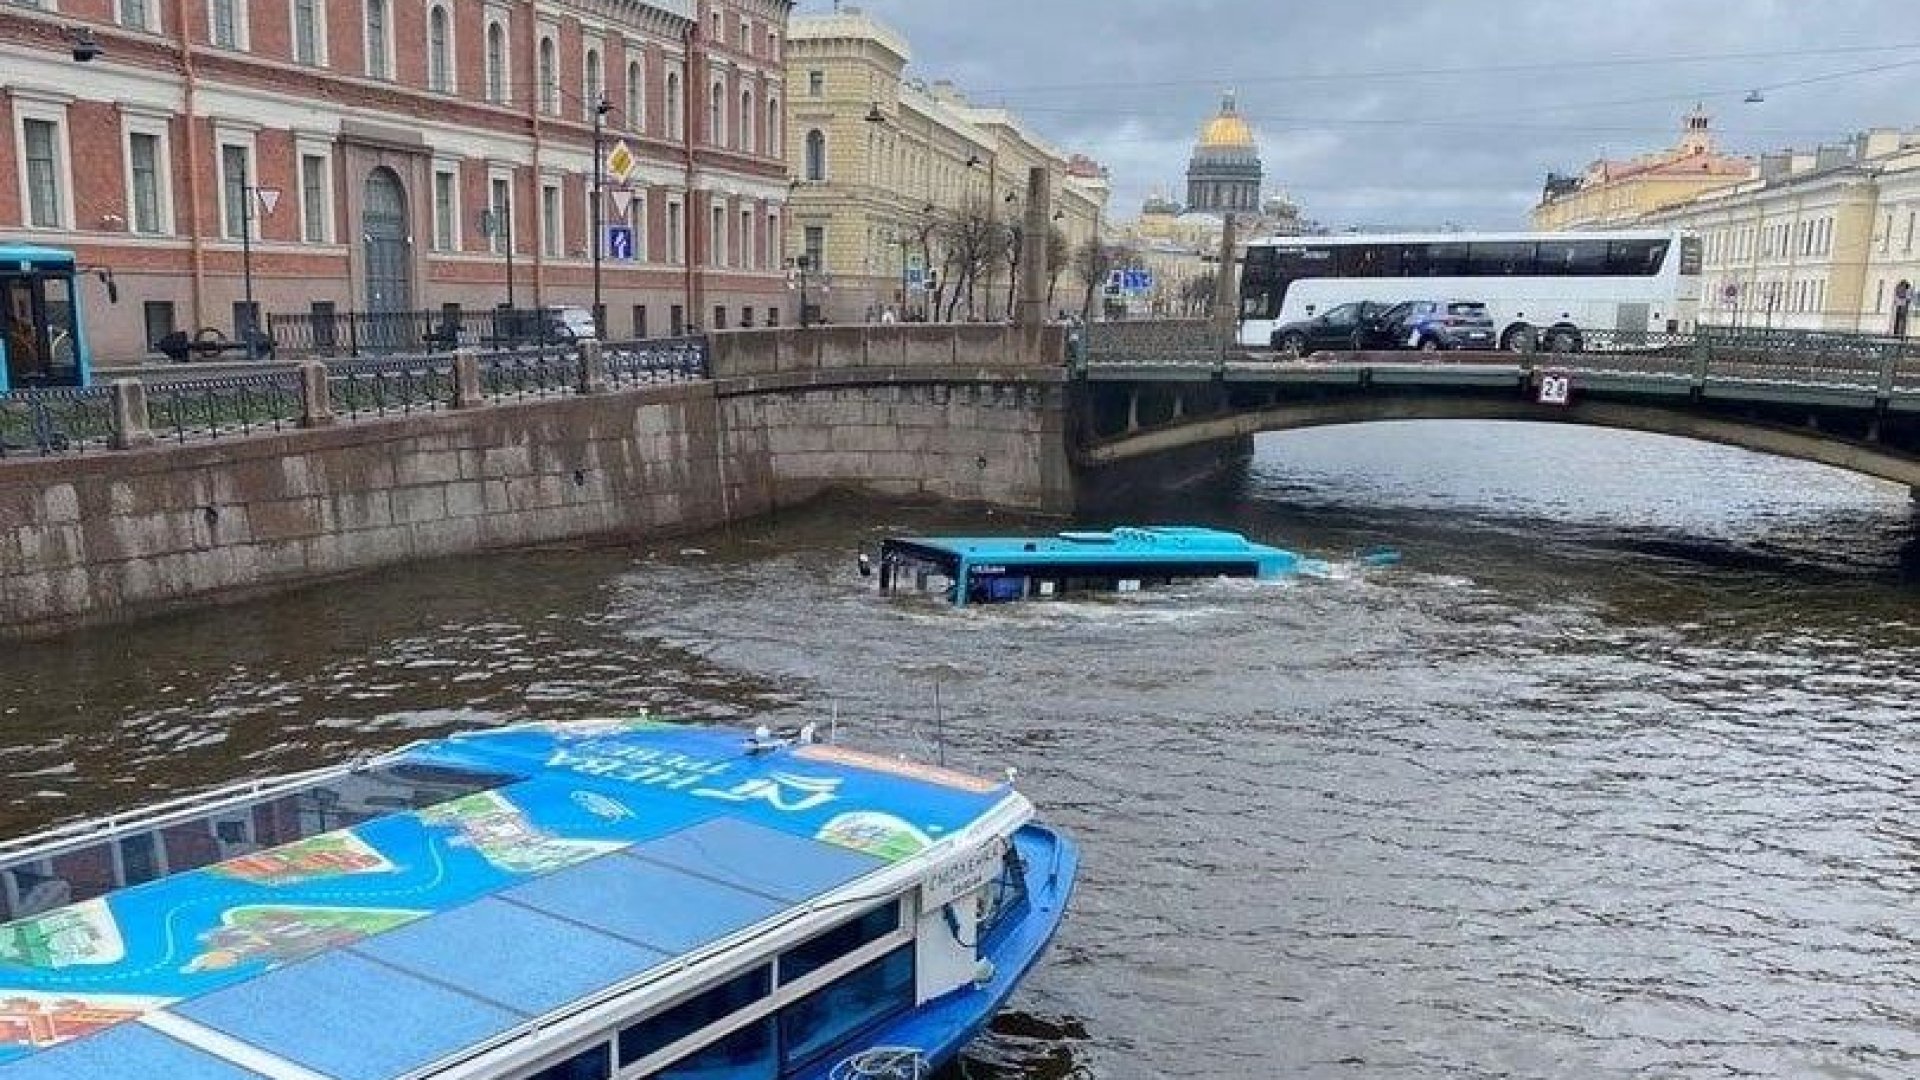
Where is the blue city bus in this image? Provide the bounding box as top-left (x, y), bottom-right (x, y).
top-left (0, 243), bottom-right (93, 392)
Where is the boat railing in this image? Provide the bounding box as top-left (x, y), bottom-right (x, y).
top-left (0, 751), bottom-right (406, 868)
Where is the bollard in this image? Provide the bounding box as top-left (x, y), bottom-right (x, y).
top-left (576, 339), bottom-right (607, 394)
top-left (109, 379), bottom-right (155, 449)
top-left (297, 361), bottom-right (335, 428)
top-left (452, 348), bottom-right (485, 409)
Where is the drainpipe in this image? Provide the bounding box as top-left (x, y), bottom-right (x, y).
top-left (683, 18), bottom-right (699, 331)
top-left (175, 0), bottom-right (205, 331)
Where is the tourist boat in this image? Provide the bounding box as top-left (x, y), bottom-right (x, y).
top-left (874, 525), bottom-right (1311, 606)
top-left (0, 719), bottom-right (1076, 1080)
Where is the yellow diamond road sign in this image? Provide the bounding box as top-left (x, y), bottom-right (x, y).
top-left (606, 140), bottom-right (636, 184)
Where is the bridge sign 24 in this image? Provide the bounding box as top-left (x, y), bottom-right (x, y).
top-left (1537, 371), bottom-right (1573, 407)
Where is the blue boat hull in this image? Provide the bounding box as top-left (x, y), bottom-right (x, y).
top-left (796, 822), bottom-right (1080, 1079)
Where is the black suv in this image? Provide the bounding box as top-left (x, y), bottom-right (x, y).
top-left (1269, 301), bottom-right (1397, 357)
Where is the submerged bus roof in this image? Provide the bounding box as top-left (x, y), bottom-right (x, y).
top-left (885, 526), bottom-right (1299, 570)
top-left (0, 244), bottom-right (77, 270)
top-left (0, 721), bottom-right (1021, 1080)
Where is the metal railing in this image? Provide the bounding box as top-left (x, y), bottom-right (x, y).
top-left (267, 308), bottom-right (583, 359)
top-left (602, 336), bottom-right (710, 387)
top-left (1084, 319), bottom-right (1230, 368)
top-left (146, 371), bottom-right (307, 443)
top-left (0, 386), bottom-right (118, 458)
top-left (329, 354), bottom-right (460, 420)
top-left (478, 345), bottom-right (580, 400)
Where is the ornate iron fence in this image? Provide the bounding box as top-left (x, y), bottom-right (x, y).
top-left (1084, 319), bottom-right (1230, 367)
top-left (328, 355), bottom-right (459, 419)
top-left (478, 346), bottom-right (579, 401)
top-left (145, 371), bottom-right (305, 443)
top-left (0, 387), bottom-right (118, 457)
top-left (269, 308), bottom-right (579, 359)
top-left (602, 337), bottom-right (710, 387)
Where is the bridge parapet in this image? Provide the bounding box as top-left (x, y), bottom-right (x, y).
top-left (710, 323), bottom-right (1065, 379)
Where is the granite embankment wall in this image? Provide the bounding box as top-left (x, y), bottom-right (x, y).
top-left (0, 325), bottom-right (1070, 638)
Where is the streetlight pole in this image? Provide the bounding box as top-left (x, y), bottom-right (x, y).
top-left (591, 96), bottom-right (610, 337)
top-left (239, 165), bottom-right (259, 360)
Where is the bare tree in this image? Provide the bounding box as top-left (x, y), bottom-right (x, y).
top-left (936, 199), bottom-right (1007, 321)
top-left (1003, 219), bottom-right (1023, 320)
top-left (1045, 226), bottom-right (1071, 310)
top-left (1073, 239), bottom-right (1137, 321)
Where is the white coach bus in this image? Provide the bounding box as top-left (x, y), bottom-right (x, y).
top-left (1236, 230), bottom-right (1704, 351)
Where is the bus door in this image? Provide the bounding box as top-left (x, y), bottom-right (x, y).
top-left (0, 271), bottom-right (83, 391)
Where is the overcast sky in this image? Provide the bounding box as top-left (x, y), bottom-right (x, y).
top-left (797, 0), bottom-right (1920, 231)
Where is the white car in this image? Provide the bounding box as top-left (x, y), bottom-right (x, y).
top-left (546, 306), bottom-right (599, 341)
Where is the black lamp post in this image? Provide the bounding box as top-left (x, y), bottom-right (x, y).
top-left (592, 96), bottom-right (611, 337)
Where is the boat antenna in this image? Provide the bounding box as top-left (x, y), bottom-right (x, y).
top-left (932, 677), bottom-right (946, 768)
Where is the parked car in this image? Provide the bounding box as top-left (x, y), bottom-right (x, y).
top-left (1376, 300), bottom-right (1497, 352)
top-left (1268, 301), bottom-right (1398, 356)
top-left (545, 306), bottom-right (600, 342)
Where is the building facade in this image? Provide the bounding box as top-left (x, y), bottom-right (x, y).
top-left (783, 10), bottom-right (1106, 324)
top-left (1640, 129), bottom-right (1920, 333)
top-left (0, 0), bottom-right (792, 364)
top-left (1531, 109), bottom-right (1754, 231)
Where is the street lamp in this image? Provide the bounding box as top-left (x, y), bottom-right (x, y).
top-left (591, 96), bottom-right (611, 337)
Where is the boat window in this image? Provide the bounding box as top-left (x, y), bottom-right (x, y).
top-left (644, 1017), bottom-right (776, 1080)
top-left (619, 964), bottom-right (772, 1066)
top-left (525, 1041), bottom-right (611, 1080)
top-left (777, 902), bottom-right (901, 985)
top-left (777, 945), bottom-right (916, 1072)
top-left (976, 843), bottom-right (1030, 947)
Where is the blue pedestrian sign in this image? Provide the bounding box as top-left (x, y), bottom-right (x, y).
top-left (607, 225), bottom-right (635, 261)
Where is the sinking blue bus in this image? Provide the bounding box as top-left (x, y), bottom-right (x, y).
top-left (0, 244), bottom-right (93, 392)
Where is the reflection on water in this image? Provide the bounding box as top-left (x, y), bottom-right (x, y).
top-left (1, 422), bottom-right (1915, 1080)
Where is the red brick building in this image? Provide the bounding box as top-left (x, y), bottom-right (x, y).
top-left (0, 0), bottom-right (793, 365)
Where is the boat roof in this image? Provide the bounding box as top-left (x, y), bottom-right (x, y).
top-left (884, 525), bottom-right (1297, 567)
top-left (0, 245), bottom-right (76, 270)
top-left (0, 721), bottom-right (1022, 1080)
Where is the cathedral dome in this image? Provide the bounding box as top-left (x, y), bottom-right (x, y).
top-left (1186, 92), bottom-right (1263, 215)
top-left (1198, 94), bottom-right (1255, 150)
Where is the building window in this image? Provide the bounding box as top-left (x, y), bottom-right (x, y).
top-left (807, 70), bottom-right (823, 97)
top-left (804, 130), bottom-right (826, 182)
top-left (709, 10), bottom-right (720, 40)
top-left (432, 168), bottom-right (458, 252)
top-left (20, 117), bottom-right (67, 230)
top-left (127, 131), bottom-right (165, 234)
top-left (709, 79), bottom-right (726, 147)
top-left (767, 97), bottom-right (781, 158)
top-left (299, 152), bottom-right (330, 243)
top-left (584, 47), bottom-right (603, 119)
top-left (489, 177), bottom-right (513, 254)
top-left (803, 225), bottom-right (824, 270)
top-left (739, 89), bottom-right (755, 154)
top-left (627, 192), bottom-right (647, 263)
top-left (365, 0), bottom-right (391, 80)
top-left (767, 211), bottom-right (780, 270)
top-left (209, 0), bottom-right (245, 50)
top-left (710, 204), bottom-right (726, 268)
top-left (485, 21), bottom-right (508, 103)
top-left (538, 36), bottom-right (559, 115)
top-left (541, 183), bottom-right (562, 257)
top-left (666, 71), bottom-right (683, 140)
top-left (767, 30), bottom-right (779, 62)
top-left (117, 0), bottom-right (155, 31)
top-left (713, 304), bottom-right (727, 330)
top-left (143, 301), bottom-right (177, 351)
top-left (667, 199), bottom-right (684, 263)
top-left (631, 304), bottom-right (647, 338)
top-left (220, 143), bottom-right (250, 239)
top-left (626, 59), bottom-right (645, 134)
top-left (292, 0), bottom-right (323, 65)
top-left (741, 207), bottom-right (755, 269)
top-left (427, 5), bottom-right (453, 93)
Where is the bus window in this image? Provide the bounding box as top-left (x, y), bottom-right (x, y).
top-left (1425, 243), bottom-right (1470, 277)
top-left (1468, 242), bottom-right (1537, 277)
top-left (1606, 240), bottom-right (1670, 276)
top-left (1536, 240), bottom-right (1608, 276)
top-left (1334, 244), bottom-right (1401, 278)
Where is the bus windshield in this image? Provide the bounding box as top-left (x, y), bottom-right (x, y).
top-left (0, 253), bottom-right (87, 391)
top-left (1236, 232), bottom-right (1698, 349)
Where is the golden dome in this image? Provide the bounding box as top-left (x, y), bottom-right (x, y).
top-left (1197, 92), bottom-right (1255, 149)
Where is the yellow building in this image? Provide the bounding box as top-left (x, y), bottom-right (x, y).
top-left (1532, 109), bottom-right (1754, 231)
top-left (784, 10), bottom-right (1107, 323)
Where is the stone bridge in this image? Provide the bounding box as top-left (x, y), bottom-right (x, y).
top-left (1076, 320), bottom-right (1920, 493)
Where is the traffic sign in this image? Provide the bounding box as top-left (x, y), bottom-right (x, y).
top-left (906, 253), bottom-right (927, 291)
top-left (607, 225), bottom-right (634, 261)
top-left (606, 140), bottom-right (636, 184)
top-left (254, 187), bottom-right (282, 216)
top-left (608, 186), bottom-right (634, 220)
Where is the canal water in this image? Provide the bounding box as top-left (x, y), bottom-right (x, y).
top-left (2, 421), bottom-right (1915, 1080)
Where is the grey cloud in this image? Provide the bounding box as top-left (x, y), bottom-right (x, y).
top-left (815, 0), bottom-right (1920, 229)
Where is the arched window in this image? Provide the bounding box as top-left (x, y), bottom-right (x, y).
top-left (538, 36), bottom-right (558, 115)
top-left (626, 60), bottom-right (644, 133)
top-left (666, 71), bottom-right (683, 140)
top-left (709, 79), bottom-right (726, 147)
top-left (767, 96), bottom-right (781, 158)
top-left (427, 6), bottom-right (452, 93)
top-left (485, 22), bottom-right (507, 103)
top-left (804, 129), bottom-right (826, 182)
top-left (365, 0), bottom-right (391, 80)
top-left (739, 88), bottom-right (755, 155)
top-left (584, 48), bottom-right (603, 120)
